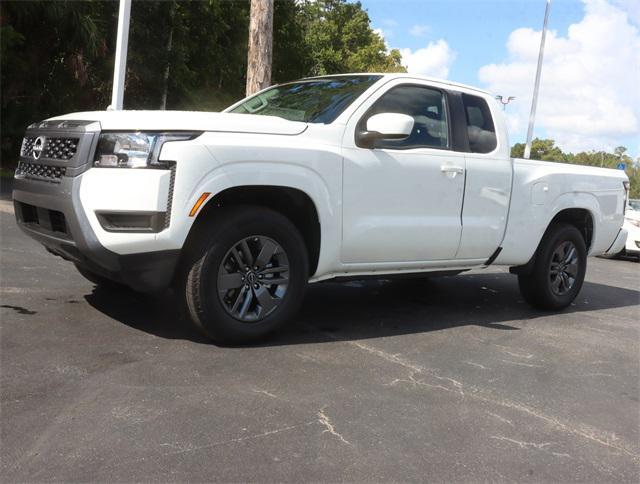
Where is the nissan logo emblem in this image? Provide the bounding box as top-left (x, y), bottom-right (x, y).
top-left (32, 136), bottom-right (45, 160)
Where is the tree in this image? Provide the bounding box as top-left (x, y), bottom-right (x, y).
top-left (298, 0), bottom-right (406, 76)
top-left (510, 138), bottom-right (566, 161)
top-left (246, 0), bottom-right (274, 96)
top-left (1, 1), bottom-right (116, 165)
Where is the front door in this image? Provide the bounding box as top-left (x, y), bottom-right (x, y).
top-left (341, 82), bottom-right (466, 264)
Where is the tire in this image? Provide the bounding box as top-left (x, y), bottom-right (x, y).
top-left (75, 264), bottom-right (128, 290)
top-left (518, 223), bottom-right (587, 310)
top-left (183, 206), bottom-right (309, 344)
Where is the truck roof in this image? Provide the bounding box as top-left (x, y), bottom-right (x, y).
top-left (303, 73), bottom-right (491, 97)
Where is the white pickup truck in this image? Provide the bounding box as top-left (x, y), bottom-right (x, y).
top-left (14, 73), bottom-right (629, 343)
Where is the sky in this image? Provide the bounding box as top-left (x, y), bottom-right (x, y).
top-left (362, 0), bottom-right (640, 157)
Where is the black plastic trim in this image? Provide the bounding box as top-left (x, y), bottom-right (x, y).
top-left (96, 211), bottom-right (166, 233)
top-left (509, 256), bottom-right (536, 276)
top-left (164, 162), bottom-right (176, 228)
top-left (73, 249), bottom-right (181, 292)
top-left (447, 90), bottom-right (472, 153)
top-left (484, 246), bottom-right (503, 266)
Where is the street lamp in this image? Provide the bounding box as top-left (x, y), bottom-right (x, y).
top-left (524, 0), bottom-right (552, 159)
top-left (495, 95), bottom-right (516, 110)
top-left (110, 0), bottom-right (132, 111)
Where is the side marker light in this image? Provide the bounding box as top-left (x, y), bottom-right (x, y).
top-left (189, 192), bottom-right (211, 217)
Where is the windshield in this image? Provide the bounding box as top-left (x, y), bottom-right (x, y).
top-left (628, 199), bottom-right (640, 211)
top-left (228, 75), bottom-right (382, 123)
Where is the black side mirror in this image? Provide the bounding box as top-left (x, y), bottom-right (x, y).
top-left (355, 130), bottom-right (382, 149)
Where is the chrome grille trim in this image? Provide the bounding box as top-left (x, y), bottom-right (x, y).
top-left (21, 136), bottom-right (79, 160)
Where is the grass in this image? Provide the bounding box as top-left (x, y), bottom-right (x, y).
top-left (0, 167), bottom-right (15, 179)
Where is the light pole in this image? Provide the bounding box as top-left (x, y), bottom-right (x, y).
top-left (496, 95), bottom-right (516, 111)
top-left (524, 0), bottom-right (552, 159)
top-left (110, 0), bottom-right (132, 111)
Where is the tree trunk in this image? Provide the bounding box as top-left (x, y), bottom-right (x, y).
top-left (246, 0), bottom-right (274, 96)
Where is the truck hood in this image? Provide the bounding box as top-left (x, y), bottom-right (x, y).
top-left (46, 110), bottom-right (308, 136)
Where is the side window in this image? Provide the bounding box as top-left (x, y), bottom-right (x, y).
top-left (361, 85), bottom-right (449, 150)
top-left (461, 93), bottom-right (497, 153)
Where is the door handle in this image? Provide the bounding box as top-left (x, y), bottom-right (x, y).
top-left (440, 165), bottom-right (465, 178)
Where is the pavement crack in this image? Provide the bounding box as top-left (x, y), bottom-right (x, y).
top-left (494, 345), bottom-right (535, 359)
top-left (491, 435), bottom-right (571, 458)
top-left (344, 339), bottom-right (639, 460)
top-left (351, 341), bottom-right (465, 395)
top-left (499, 359), bottom-right (545, 368)
top-left (317, 406), bottom-right (352, 446)
top-left (251, 389), bottom-right (278, 399)
top-left (389, 372), bottom-right (456, 394)
top-left (350, 341), bottom-right (422, 372)
top-left (484, 399), bottom-right (636, 459)
top-left (491, 435), bottom-right (554, 450)
top-left (487, 412), bottom-right (514, 426)
top-left (162, 423), bottom-right (311, 456)
top-left (464, 361), bottom-right (490, 370)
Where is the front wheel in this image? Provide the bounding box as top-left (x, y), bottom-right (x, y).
top-left (518, 223), bottom-right (587, 310)
top-left (184, 206), bottom-right (309, 344)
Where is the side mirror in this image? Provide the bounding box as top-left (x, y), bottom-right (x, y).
top-left (356, 113), bottom-right (414, 148)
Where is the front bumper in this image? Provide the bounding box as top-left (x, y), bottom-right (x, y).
top-left (13, 176), bottom-right (179, 292)
top-left (12, 121), bottom-right (180, 292)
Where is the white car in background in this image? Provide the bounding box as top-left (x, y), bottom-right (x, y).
top-left (621, 200), bottom-right (640, 258)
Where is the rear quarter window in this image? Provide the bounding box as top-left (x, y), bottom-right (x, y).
top-left (461, 93), bottom-right (497, 154)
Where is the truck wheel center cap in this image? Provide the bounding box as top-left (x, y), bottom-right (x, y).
top-left (246, 272), bottom-right (258, 284)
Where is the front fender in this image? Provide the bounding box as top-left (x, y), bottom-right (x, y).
top-left (158, 159), bottom-right (341, 278)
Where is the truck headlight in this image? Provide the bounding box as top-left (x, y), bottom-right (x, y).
top-left (93, 132), bottom-right (200, 169)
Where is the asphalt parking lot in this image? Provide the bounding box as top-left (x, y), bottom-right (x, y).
top-left (1, 201), bottom-right (639, 482)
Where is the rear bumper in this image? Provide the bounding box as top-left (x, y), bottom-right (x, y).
top-left (604, 228), bottom-right (628, 256)
top-left (13, 176), bottom-right (179, 292)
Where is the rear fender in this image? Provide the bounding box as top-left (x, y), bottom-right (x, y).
top-left (498, 191), bottom-right (600, 266)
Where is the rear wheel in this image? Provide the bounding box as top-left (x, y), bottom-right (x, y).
top-left (184, 206), bottom-right (308, 344)
top-left (518, 223), bottom-right (587, 310)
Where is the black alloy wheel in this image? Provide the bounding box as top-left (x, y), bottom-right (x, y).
top-left (217, 235), bottom-right (290, 322)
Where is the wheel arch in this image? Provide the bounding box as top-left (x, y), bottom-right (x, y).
top-left (548, 207), bottom-right (595, 251)
top-left (510, 206), bottom-right (595, 275)
top-left (186, 185), bottom-right (322, 276)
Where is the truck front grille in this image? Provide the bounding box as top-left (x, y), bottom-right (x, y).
top-left (21, 136), bottom-right (79, 160)
top-left (15, 161), bottom-right (65, 182)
